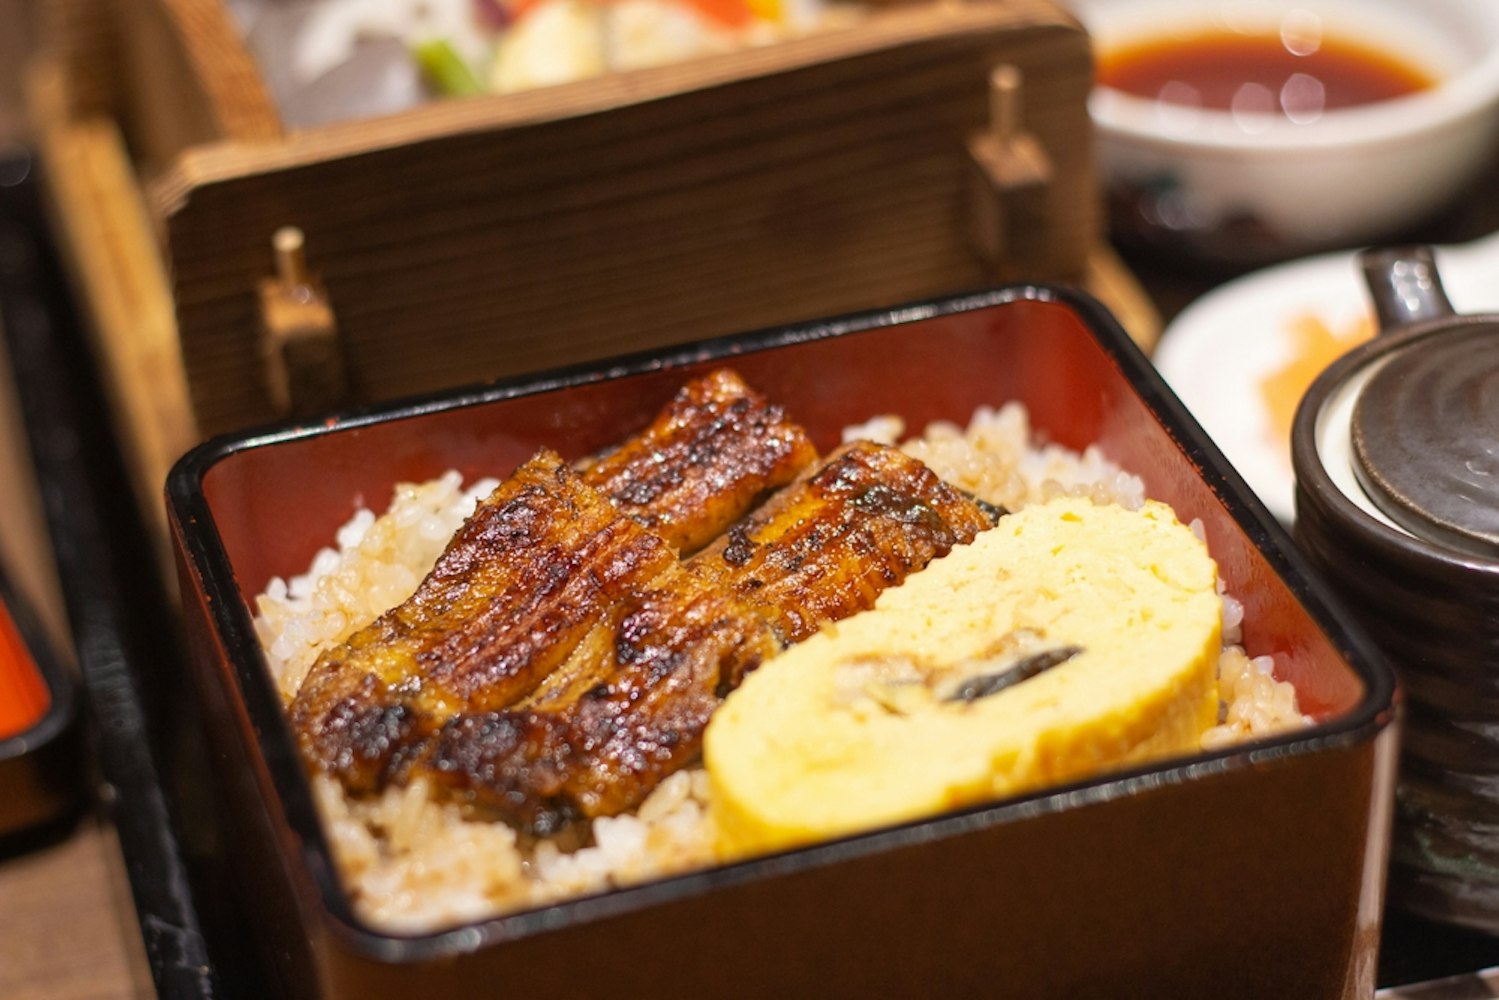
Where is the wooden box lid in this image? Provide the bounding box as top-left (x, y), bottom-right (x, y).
top-left (30, 0), bottom-right (1152, 543)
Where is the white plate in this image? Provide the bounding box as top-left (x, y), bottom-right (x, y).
top-left (1153, 231), bottom-right (1499, 525)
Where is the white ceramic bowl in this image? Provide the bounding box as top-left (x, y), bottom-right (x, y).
top-left (1066, 0), bottom-right (1499, 262)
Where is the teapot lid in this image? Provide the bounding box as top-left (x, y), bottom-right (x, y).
top-left (1352, 247), bottom-right (1499, 555)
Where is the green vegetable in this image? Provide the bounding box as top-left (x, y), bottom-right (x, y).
top-left (412, 39), bottom-right (486, 98)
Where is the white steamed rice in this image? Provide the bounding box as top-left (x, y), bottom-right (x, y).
top-left (254, 401), bottom-right (1309, 931)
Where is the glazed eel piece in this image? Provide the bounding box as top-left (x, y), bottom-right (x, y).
top-left (415, 442), bottom-right (998, 833)
top-left (688, 441), bottom-right (1000, 644)
top-left (290, 369), bottom-right (814, 792)
top-left (288, 449), bottom-right (682, 793)
top-left (420, 562), bottom-right (778, 834)
top-left (579, 368), bottom-right (818, 554)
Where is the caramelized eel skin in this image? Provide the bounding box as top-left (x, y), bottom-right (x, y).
top-left (288, 449), bottom-right (678, 792)
top-left (579, 369), bottom-right (817, 554)
top-left (418, 569), bottom-right (778, 834)
top-left (690, 441), bottom-right (997, 643)
top-left (292, 369), bottom-right (815, 796)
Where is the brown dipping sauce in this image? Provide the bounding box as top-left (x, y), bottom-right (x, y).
top-left (1098, 28), bottom-right (1436, 120)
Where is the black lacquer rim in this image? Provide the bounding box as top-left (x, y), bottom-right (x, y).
top-left (167, 282), bottom-right (1399, 963)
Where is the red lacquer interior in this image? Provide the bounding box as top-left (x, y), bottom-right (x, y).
top-left (200, 297), bottom-right (1364, 721)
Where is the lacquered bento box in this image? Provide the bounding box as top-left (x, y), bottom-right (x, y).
top-left (166, 286), bottom-right (1398, 998)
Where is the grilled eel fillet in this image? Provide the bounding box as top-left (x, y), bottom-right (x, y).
top-left (289, 449), bottom-right (683, 792)
top-left (408, 443), bottom-right (996, 832)
top-left (579, 368), bottom-right (817, 554)
top-left (291, 369), bottom-right (813, 792)
top-left (689, 440), bottom-right (999, 644)
top-left (421, 565), bottom-right (778, 834)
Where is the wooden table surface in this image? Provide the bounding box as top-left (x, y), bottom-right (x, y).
top-left (0, 821), bottom-right (149, 1000)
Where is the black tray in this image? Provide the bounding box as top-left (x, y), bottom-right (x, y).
top-left (1, 149), bottom-right (1497, 998)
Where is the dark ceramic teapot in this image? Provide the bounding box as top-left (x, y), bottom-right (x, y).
top-left (1293, 245), bottom-right (1499, 932)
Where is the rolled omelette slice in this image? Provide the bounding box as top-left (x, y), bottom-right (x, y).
top-left (704, 496), bottom-right (1223, 858)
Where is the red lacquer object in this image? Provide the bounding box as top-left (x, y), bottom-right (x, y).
top-left (0, 567), bottom-right (79, 835)
top-left (168, 286), bottom-right (1399, 999)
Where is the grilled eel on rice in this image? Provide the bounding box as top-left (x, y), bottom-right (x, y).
top-left (291, 370), bottom-right (812, 793)
top-left (289, 372), bottom-right (997, 834)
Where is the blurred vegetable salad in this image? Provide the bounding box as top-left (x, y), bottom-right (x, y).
top-left (229, 0), bottom-right (855, 127)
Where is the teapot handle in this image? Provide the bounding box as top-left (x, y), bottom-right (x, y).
top-left (1359, 245), bottom-right (1457, 335)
